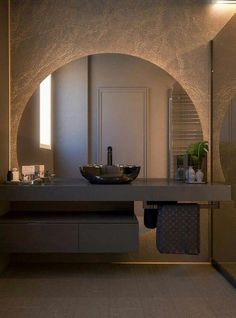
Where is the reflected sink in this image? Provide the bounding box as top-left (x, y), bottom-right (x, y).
top-left (80, 164), bottom-right (140, 184)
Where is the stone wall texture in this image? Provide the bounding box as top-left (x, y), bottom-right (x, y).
top-left (10, 0), bottom-right (235, 167)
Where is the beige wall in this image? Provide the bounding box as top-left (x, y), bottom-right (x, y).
top-left (10, 0), bottom-right (235, 168)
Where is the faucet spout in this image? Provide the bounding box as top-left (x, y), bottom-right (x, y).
top-left (107, 146), bottom-right (113, 166)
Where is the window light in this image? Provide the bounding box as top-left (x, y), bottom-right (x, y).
top-left (40, 74), bottom-right (51, 149)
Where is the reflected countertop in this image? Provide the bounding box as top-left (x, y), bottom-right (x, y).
top-left (0, 178), bottom-right (231, 202)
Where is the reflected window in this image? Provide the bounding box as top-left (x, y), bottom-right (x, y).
top-left (40, 75), bottom-right (51, 149)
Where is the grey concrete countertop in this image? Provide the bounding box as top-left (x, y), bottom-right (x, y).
top-left (0, 178), bottom-right (231, 201)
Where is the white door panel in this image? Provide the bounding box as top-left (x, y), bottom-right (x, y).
top-left (97, 87), bottom-right (148, 178)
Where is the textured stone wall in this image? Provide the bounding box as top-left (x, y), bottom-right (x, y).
top-left (10, 0), bottom-right (234, 167)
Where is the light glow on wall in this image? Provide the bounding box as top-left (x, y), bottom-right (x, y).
top-left (213, 0), bottom-right (236, 12)
top-left (40, 75), bottom-right (52, 149)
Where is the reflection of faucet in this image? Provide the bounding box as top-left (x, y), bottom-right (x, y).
top-left (107, 146), bottom-right (113, 166)
top-left (30, 177), bottom-right (42, 185)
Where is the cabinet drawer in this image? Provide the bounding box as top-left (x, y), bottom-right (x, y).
top-left (0, 224), bottom-right (78, 253)
top-left (79, 223), bottom-right (139, 253)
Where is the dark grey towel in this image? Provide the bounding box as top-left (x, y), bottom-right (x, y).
top-left (144, 209), bottom-right (158, 229)
top-left (156, 203), bottom-right (200, 255)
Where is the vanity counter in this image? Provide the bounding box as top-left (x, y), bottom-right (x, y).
top-left (0, 178), bottom-right (231, 202)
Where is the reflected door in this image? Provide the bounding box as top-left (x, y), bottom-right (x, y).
top-left (97, 87), bottom-right (148, 178)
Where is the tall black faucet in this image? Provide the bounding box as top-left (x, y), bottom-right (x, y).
top-left (107, 146), bottom-right (113, 166)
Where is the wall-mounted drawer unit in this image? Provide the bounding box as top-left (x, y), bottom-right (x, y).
top-left (0, 211), bottom-right (139, 253)
top-left (79, 223), bottom-right (138, 253)
top-left (0, 224), bottom-right (78, 253)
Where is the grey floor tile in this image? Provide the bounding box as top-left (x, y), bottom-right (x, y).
top-left (173, 297), bottom-right (216, 318)
top-left (0, 264), bottom-right (235, 318)
top-left (140, 297), bottom-right (180, 318)
top-left (109, 298), bottom-right (144, 318)
top-left (205, 295), bottom-right (236, 318)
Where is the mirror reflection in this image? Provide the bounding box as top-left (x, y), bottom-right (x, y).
top-left (17, 53), bottom-right (202, 181)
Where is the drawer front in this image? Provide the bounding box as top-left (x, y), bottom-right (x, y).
top-left (79, 223), bottom-right (139, 253)
top-left (0, 224), bottom-right (78, 253)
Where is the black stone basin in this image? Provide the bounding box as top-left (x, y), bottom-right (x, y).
top-left (80, 164), bottom-right (141, 184)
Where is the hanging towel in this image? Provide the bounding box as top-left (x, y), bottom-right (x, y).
top-left (144, 202), bottom-right (177, 229)
top-left (156, 203), bottom-right (200, 255)
top-left (144, 209), bottom-right (158, 229)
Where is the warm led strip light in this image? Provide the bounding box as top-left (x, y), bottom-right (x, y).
top-left (216, 1), bottom-right (236, 3)
top-left (8, 0), bottom-right (11, 169)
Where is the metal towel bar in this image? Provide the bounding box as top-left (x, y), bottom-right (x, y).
top-left (143, 201), bottom-right (220, 209)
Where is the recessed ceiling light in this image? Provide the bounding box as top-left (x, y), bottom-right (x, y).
top-left (216, 1), bottom-right (236, 3)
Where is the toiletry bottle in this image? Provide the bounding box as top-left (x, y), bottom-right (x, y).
top-left (12, 168), bottom-right (20, 182)
top-left (7, 170), bottom-right (13, 182)
top-left (186, 166), bottom-right (196, 183)
top-left (196, 169), bottom-right (204, 183)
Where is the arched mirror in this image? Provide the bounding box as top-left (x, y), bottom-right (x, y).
top-left (17, 53), bottom-right (203, 180)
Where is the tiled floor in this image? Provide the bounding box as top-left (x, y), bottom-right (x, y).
top-left (0, 263), bottom-right (235, 318)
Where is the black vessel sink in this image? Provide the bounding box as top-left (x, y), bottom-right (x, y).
top-left (80, 164), bottom-right (140, 184)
